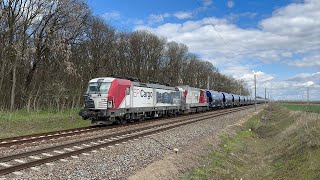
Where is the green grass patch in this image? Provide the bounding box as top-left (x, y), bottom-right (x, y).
top-left (185, 104), bottom-right (320, 179)
top-left (0, 109), bottom-right (91, 139)
top-left (185, 115), bottom-right (260, 180)
top-left (281, 103), bottom-right (320, 113)
top-left (243, 113), bottom-right (261, 131)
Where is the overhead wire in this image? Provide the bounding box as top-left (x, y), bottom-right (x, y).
top-left (194, 0), bottom-right (229, 48)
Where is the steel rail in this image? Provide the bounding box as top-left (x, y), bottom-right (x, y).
top-left (0, 106), bottom-right (251, 147)
top-left (0, 105), bottom-right (254, 175)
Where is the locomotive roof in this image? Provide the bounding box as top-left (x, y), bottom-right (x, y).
top-left (89, 77), bottom-right (177, 90)
top-left (132, 81), bottom-right (177, 90)
top-left (89, 77), bottom-right (115, 83)
top-left (177, 85), bottom-right (202, 91)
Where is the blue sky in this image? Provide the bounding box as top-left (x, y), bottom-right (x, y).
top-left (86, 0), bottom-right (320, 100)
top-left (87, 0), bottom-right (297, 31)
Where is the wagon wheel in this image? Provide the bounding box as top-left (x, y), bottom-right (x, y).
top-left (115, 117), bottom-right (127, 125)
top-left (136, 114), bottom-right (146, 122)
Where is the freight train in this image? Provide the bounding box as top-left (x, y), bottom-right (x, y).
top-left (79, 77), bottom-right (267, 125)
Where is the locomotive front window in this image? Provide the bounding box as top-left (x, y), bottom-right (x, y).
top-left (86, 82), bottom-right (111, 94)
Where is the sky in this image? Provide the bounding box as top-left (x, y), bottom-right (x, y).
top-left (86, 0), bottom-right (320, 101)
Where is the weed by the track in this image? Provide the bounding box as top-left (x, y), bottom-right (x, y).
top-left (185, 104), bottom-right (320, 179)
top-left (0, 109), bottom-right (90, 138)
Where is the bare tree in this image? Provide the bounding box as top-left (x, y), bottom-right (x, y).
top-left (0, 0), bottom-right (249, 111)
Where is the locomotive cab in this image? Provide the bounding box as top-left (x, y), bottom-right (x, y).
top-left (79, 77), bottom-right (132, 125)
top-left (84, 81), bottom-right (112, 110)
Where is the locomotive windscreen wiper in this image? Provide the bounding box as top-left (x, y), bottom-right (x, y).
top-left (97, 82), bottom-right (101, 95)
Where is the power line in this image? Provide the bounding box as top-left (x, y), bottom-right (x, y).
top-left (194, 0), bottom-right (229, 48)
top-left (103, 15), bottom-right (132, 32)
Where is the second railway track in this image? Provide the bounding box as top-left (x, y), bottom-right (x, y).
top-left (0, 105), bottom-right (252, 148)
top-left (0, 105), bottom-right (254, 176)
top-left (0, 126), bottom-right (102, 148)
top-left (0, 112), bottom-right (198, 147)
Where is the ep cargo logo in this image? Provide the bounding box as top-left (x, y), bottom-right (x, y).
top-left (133, 89), bottom-right (153, 99)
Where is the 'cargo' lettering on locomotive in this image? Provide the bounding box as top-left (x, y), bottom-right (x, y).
top-left (140, 90), bottom-right (152, 99)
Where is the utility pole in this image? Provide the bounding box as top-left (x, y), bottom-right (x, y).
top-left (265, 88), bottom-right (266, 106)
top-left (307, 87), bottom-right (309, 104)
top-left (207, 76), bottom-right (210, 90)
top-left (254, 74), bottom-right (257, 111)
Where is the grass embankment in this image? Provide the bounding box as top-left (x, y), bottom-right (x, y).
top-left (0, 109), bottom-right (91, 139)
top-left (185, 104), bottom-right (320, 179)
top-left (281, 103), bottom-right (320, 113)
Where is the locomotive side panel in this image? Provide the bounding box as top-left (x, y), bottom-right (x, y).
top-left (108, 79), bottom-right (132, 109)
top-left (179, 86), bottom-right (208, 112)
top-left (189, 90), bottom-right (200, 104)
top-left (131, 86), bottom-right (154, 108)
top-left (154, 89), bottom-right (180, 107)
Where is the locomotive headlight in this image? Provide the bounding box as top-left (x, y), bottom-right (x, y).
top-left (108, 101), bottom-right (113, 108)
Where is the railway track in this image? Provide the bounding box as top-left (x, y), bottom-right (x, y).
top-left (0, 105), bottom-right (254, 176)
top-left (0, 105), bottom-right (252, 148)
top-left (0, 126), bottom-right (102, 148)
top-left (0, 113), bottom-right (193, 148)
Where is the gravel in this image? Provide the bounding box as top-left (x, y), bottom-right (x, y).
top-left (1, 106), bottom-right (263, 180)
top-left (0, 115), bottom-right (189, 157)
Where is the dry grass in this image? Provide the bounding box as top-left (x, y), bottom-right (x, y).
top-left (0, 109), bottom-right (91, 139)
top-left (185, 104), bottom-right (320, 180)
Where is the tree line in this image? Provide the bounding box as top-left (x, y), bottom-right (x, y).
top-left (0, 0), bottom-right (249, 111)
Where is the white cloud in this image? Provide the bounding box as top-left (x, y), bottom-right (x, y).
top-left (174, 11), bottom-right (193, 19)
top-left (194, 0), bottom-right (213, 14)
top-left (136, 0), bottom-right (320, 66)
top-left (141, 0), bottom-right (213, 25)
top-left (218, 64), bottom-right (276, 97)
top-left (227, 1), bottom-right (235, 8)
top-left (303, 81), bottom-right (315, 87)
top-left (268, 72), bottom-right (320, 100)
top-left (212, 64), bottom-right (320, 101)
top-left (203, 0), bottom-right (212, 7)
top-left (147, 13), bottom-right (171, 24)
top-left (264, 80), bottom-right (320, 101)
top-left (102, 11), bottom-right (121, 20)
top-left (288, 72), bottom-right (320, 81)
top-left (260, 0), bottom-right (320, 37)
top-left (130, 19), bottom-right (144, 25)
top-left (254, 71), bottom-right (275, 82)
top-left (226, 12), bottom-right (257, 22)
top-left (289, 55), bottom-right (320, 69)
top-left (134, 0), bottom-right (320, 100)
top-left (146, 11), bottom-right (194, 24)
